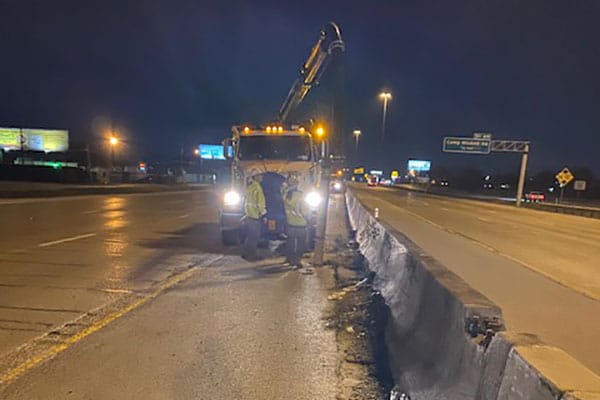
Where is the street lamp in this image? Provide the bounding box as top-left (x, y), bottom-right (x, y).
top-left (109, 135), bottom-right (119, 171)
top-left (352, 129), bottom-right (361, 153)
top-left (315, 126), bottom-right (325, 138)
top-left (314, 126), bottom-right (327, 159)
top-left (379, 91), bottom-right (392, 141)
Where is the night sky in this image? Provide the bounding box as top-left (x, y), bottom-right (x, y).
top-left (1, 0), bottom-right (599, 174)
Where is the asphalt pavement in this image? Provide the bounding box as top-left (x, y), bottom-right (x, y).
top-left (351, 184), bottom-right (600, 375)
top-left (0, 189), bottom-right (344, 398)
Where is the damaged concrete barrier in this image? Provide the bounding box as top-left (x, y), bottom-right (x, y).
top-left (345, 190), bottom-right (600, 400)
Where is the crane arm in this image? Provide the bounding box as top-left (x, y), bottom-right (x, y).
top-left (278, 22), bottom-right (345, 123)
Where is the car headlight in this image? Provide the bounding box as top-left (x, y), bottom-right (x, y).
top-left (223, 190), bottom-right (241, 207)
top-left (333, 182), bottom-right (342, 190)
top-left (304, 191), bottom-right (322, 208)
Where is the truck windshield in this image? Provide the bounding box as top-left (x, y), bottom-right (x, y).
top-left (238, 135), bottom-right (311, 161)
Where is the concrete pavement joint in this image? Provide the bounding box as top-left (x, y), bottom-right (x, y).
top-left (0, 254), bottom-right (223, 387)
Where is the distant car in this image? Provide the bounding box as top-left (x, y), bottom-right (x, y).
top-left (483, 183), bottom-right (494, 190)
top-left (367, 177), bottom-right (378, 187)
top-left (500, 183), bottom-right (511, 190)
top-left (379, 178), bottom-right (393, 186)
top-left (439, 180), bottom-right (449, 187)
top-left (524, 191), bottom-right (545, 202)
top-left (330, 179), bottom-right (344, 193)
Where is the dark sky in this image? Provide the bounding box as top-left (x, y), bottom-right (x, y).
top-left (1, 0), bottom-right (599, 174)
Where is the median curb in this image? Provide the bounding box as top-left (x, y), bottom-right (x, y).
top-left (345, 189), bottom-right (600, 400)
top-left (0, 183), bottom-right (211, 199)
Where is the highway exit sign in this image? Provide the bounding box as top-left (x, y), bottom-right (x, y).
top-left (442, 137), bottom-right (491, 154)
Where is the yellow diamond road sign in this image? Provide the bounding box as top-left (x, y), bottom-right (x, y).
top-left (555, 167), bottom-right (574, 187)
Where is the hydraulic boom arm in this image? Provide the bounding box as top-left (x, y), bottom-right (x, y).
top-left (278, 22), bottom-right (345, 123)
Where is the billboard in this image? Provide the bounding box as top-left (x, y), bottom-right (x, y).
top-left (199, 144), bottom-right (232, 160)
top-left (0, 127), bottom-right (69, 152)
top-left (0, 128), bottom-right (20, 150)
top-left (407, 159), bottom-right (431, 172)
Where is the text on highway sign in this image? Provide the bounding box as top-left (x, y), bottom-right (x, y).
top-left (442, 137), bottom-right (491, 154)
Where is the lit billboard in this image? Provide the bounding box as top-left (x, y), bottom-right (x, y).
top-left (199, 144), bottom-right (232, 160)
top-left (407, 159), bottom-right (431, 172)
top-left (0, 127), bottom-right (69, 152)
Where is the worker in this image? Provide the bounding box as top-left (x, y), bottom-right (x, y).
top-left (283, 175), bottom-right (310, 268)
top-left (242, 170), bottom-right (266, 261)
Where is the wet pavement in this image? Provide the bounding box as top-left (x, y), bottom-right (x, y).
top-left (1, 255), bottom-right (340, 399)
top-left (0, 190), bottom-right (378, 399)
top-left (0, 190), bottom-right (222, 356)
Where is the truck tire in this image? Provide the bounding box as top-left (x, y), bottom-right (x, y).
top-left (221, 229), bottom-right (240, 246)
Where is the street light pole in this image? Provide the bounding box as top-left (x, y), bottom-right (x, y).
top-left (108, 135), bottom-right (118, 183)
top-left (353, 129), bottom-right (361, 161)
top-left (379, 92), bottom-right (392, 141)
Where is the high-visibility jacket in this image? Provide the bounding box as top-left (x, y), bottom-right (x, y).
top-left (284, 189), bottom-right (310, 227)
top-left (245, 180), bottom-right (266, 219)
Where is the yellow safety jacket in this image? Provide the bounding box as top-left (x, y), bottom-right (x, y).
top-left (284, 189), bottom-right (310, 227)
top-left (245, 180), bottom-right (266, 219)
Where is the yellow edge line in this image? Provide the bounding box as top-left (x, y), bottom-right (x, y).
top-left (0, 267), bottom-right (198, 386)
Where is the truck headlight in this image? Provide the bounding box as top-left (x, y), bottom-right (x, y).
top-left (305, 191), bottom-right (322, 208)
top-left (223, 190), bottom-right (241, 207)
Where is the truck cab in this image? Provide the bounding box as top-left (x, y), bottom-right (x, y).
top-left (220, 125), bottom-right (322, 245)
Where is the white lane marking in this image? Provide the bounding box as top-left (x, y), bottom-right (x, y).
top-left (82, 210), bottom-right (99, 214)
top-left (477, 217), bottom-right (491, 223)
top-left (177, 214), bottom-right (190, 219)
top-left (100, 288), bottom-right (133, 294)
top-left (441, 207), bottom-right (450, 211)
top-left (38, 233), bottom-right (97, 248)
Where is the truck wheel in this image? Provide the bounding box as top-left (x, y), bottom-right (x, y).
top-left (221, 229), bottom-right (240, 246)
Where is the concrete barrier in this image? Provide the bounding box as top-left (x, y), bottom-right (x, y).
top-left (525, 202), bottom-right (600, 219)
top-left (345, 190), bottom-right (600, 399)
top-left (0, 182), bottom-right (210, 199)
top-left (392, 184), bottom-right (600, 220)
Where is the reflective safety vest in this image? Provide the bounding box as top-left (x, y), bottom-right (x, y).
top-left (245, 180), bottom-right (266, 219)
top-left (284, 189), bottom-right (310, 227)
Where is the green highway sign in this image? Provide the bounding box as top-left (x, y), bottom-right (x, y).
top-left (443, 136), bottom-right (491, 154)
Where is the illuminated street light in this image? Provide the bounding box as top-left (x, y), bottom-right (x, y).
top-left (108, 135), bottom-right (119, 174)
top-left (353, 129), bottom-right (361, 153)
top-left (315, 126), bottom-right (325, 138)
top-left (194, 148), bottom-right (200, 156)
top-left (379, 91), bottom-right (392, 141)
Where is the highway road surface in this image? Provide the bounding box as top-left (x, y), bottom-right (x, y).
top-left (0, 190), bottom-right (347, 399)
top-left (351, 184), bottom-right (600, 375)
